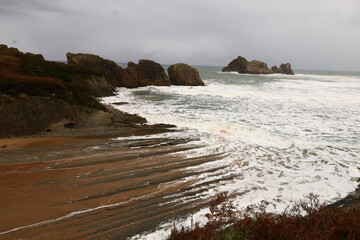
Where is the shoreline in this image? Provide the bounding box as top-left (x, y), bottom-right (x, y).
top-left (0, 130), bottom-right (227, 239)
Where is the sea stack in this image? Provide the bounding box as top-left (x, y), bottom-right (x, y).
top-left (223, 56), bottom-right (295, 75)
top-left (222, 56), bottom-right (273, 74)
top-left (168, 63), bottom-right (205, 86)
top-left (272, 63), bottom-right (295, 75)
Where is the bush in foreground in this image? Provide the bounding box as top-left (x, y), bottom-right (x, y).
top-left (169, 193), bottom-right (360, 240)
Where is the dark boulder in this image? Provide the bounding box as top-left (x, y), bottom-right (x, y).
top-left (167, 63), bottom-right (205, 86)
top-left (121, 59), bottom-right (170, 88)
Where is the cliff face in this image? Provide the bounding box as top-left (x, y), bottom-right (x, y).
top-left (222, 56), bottom-right (294, 75)
top-left (0, 45), bottom-right (169, 138)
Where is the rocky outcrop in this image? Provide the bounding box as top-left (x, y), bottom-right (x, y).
top-left (0, 45), bottom-right (179, 138)
top-left (222, 56), bottom-right (248, 73)
top-left (272, 63), bottom-right (295, 75)
top-left (328, 180), bottom-right (360, 210)
top-left (223, 56), bottom-right (295, 75)
top-left (271, 65), bottom-right (280, 73)
top-left (66, 52), bottom-right (125, 96)
top-left (167, 63), bottom-right (205, 86)
top-left (0, 94), bottom-right (176, 138)
top-left (247, 60), bottom-right (273, 74)
top-left (122, 60), bottom-right (171, 88)
top-left (222, 56), bottom-right (273, 74)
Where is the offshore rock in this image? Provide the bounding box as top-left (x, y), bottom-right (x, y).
top-left (272, 63), bottom-right (295, 75)
top-left (168, 63), bottom-right (205, 86)
top-left (66, 52), bottom-right (124, 96)
top-left (222, 56), bottom-right (248, 73)
top-left (271, 65), bottom-right (280, 73)
top-left (223, 56), bottom-right (295, 75)
top-left (247, 60), bottom-right (273, 74)
top-left (122, 59), bottom-right (170, 88)
top-left (279, 63), bottom-right (295, 75)
top-left (222, 56), bottom-right (273, 74)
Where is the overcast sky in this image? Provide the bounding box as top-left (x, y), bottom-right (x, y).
top-left (1, 0), bottom-right (359, 71)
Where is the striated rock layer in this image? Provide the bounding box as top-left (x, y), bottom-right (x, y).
top-left (222, 56), bottom-right (294, 75)
top-left (168, 63), bottom-right (205, 86)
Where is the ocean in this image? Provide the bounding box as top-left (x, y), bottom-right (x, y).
top-left (102, 67), bottom-right (360, 239)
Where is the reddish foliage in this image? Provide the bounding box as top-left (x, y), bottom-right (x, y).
top-left (169, 193), bottom-right (360, 240)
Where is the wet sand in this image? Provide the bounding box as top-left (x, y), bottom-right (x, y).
top-left (0, 137), bottom-right (226, 239)
top-left (0, 138), bottom-right (102, 150)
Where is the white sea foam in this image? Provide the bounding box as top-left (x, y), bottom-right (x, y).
top-left (102, 69), bottom-right (360, 239)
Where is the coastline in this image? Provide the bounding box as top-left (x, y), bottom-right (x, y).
top-left (0, 132), bottom-right (227, 239)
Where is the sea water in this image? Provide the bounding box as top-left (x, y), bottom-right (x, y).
top-left (102, 67), bottom-right (360, 239)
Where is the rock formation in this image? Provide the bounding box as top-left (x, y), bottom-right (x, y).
top-left (223, 56), bottom-right (295, 75)
top-left (66, 52), bottom-right (124, 96)
top-left (222, 56), bottom-right (248, 73)
top-left (272, 63), bottom-right (295, 75)
top-left (246, 60), bottom-right (273, 74)
top-left (122, 59), bottom-right (171, 88)
top-left (271, 65), bottom-right (280, 73)
top-left (167, 63), bottom-right (205, 86)
top-left (0, 45), bottom-right (177, 138)
top-left (222, 56), bottom-right (273, 74)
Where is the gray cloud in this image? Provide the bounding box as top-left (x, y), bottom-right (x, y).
top-left (0, 0), bottom-right (359, 71)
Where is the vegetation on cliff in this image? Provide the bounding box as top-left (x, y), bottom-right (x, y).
top-left (0, 44), bottom-right (104, 109)
top-left (168, 193), bottom-right (360, 240)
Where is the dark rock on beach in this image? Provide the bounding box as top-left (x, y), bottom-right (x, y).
top-left (223, 56), bottom-right (294, 75)
top-left (168, 63), bottom-right (205, 86)
top-left (122, 59), bottom-right (171, 88)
